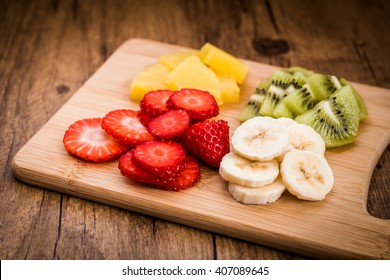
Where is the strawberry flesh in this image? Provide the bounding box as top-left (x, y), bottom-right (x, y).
top-left (182, 120), bottom-right (230, 168)
top-left (132, 140), bottom-right (186, 178)
top-left (166, 88), bottom-right (219, 121)
top-left (147, 110), bottom-right (190, 140)
top-left (140, 89), bottom-right (174, 118)
top-left (63, 118), bottom-right (128, 163)
top-left (102, 109), bottom-right (154, 147)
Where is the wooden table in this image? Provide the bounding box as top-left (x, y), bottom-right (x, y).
top-left (1, 0), bottom-right (389, 260)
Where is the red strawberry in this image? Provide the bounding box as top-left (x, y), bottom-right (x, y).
top-left (147, 110), bottom-right (190, 140)
top-left (63, 118), bottom-right (128, 163)
top-left (119, 150), bottom-right (177, 186)
top-left (132, 140), bottom-right (186, 178)
top-left (182, 120), bottom-right (230, 168)
top-left (138, 111), bottom-right (153, 127)
top-left (101, 109), bottom-right (154, 147)
top-left (140, 89), bottom-right (174, 118)
top-left (166, 88), bottom-right (219, 121)
top-left (158, 156), bottom-right (200, 191)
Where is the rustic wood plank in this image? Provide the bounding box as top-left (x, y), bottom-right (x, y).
top-left (1, 0), bottom-right (389, 260)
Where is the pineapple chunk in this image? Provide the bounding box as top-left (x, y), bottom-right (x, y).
top-left (218, 74), bottom-right (240, 104)
top-left (159, 50), bottom-right (201, 70)
top-left (167, 56), bottom-right (223, 105)
top-left (130, 63), bottom-right (170, 101)
top-left (200, 43), bottom-right (248, 84)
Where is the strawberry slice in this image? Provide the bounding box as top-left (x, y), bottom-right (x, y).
top-left (147, 110), bottom-right (190, 140)
top-left (140, 89), bottom-right (174, 118)
top-left (118, 150), bottom-right (177, 186)
top-left (63, 118), bottom-right (128, 163)
top-left (132, 140), bottom-right (186, 178)
top-left (182, 119), bottom-right (230, 168)
top-left (166, 88), bottom-right (219, 121)
top-left (157, 156), bottom-right (200, 191)
top-left (102, 109), bottom-right (154, 147)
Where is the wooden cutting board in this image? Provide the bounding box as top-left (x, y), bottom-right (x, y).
top-left (12, 39), bottom-right (390, 259)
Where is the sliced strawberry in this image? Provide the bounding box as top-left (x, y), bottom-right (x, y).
top-left (166, 88), bottom-right (219, 121)
top-left (119, 150), bottom-right (177, 185)
top-left (63, 118), bottom-right (128, 163)
top-left (140, 89), bottom-right (175, 118)
top-left (182, 119), bottom-right (230, 168)
top-left (102, 109), bottom-right (154, 147)
top-left (138, 111), bottom-right (153, 127)
top-left (147, 110), bottom-right (190, 140)
top-left (156, 156), bottom-right (200, 191)
top-left (132, 140), bottom-right (186, 178)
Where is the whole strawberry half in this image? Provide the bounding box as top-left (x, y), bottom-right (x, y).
top-left (182, 120), bottom-right (230, 168)
top-left (63, 118), bottom-right (128, 163)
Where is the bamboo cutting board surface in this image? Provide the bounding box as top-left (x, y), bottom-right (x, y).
top-left (12, 39), bottom-right (390, 259)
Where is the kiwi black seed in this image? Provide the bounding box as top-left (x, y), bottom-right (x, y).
top-left (295, 85), bottom-right (360, 148)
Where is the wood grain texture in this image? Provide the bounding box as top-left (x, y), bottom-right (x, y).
top-left (1, 0), bottom-right (389, 260)
top-left (11, 39), bottom-right (390, 259)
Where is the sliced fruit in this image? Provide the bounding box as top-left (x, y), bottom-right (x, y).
top-left (340, 78), bottom-right (368, 121)
top-left (295, 85), bottom-right (360, 148)
top-left (101, 109), bottom-right (154, 147)
top-left (219, 152), bottom-right (279, 187)
top-left (132, 140), bottom-right (186, 178)
top-left (166, 88), bottom-right (219, 121)
top-left (307, 73), bottom-right (343, 100)
top-left (282, 84), bottom-right (319, 116)
top-left (277, 123), bottom-right (325, 163)
top-left (159, 50), bottom-right (201, 70)
top-left (130, 63), bottom-right (170, 101)
top-left (239, 78), bottom-right (271, 123)
top-left (228, 176), bottom-right (286, 205)
top-left (259, 70), bottom-right (293, 117)
top-left (217, 73), bottom-right (240, 104)
top-left (63, 118), bottom-right (128, 163)
top-left (280, 150), bottom-right (334, 201)
top-left (140, 89), bottom-right (174, 118)
top-left (157, 156), bottom-right (200, 191)
top-left (147, 110), bottom-right (190, 140)
top-left (231, 116), bottom-right (288, 161)
top-left (167, 55), bottom-right (223, 105)
top-left (200, 43), bottom-right (248, 84)
top-left (283, 66), bottom-right (314, 77)
top-left (182, 119), bottom-right (230, 168)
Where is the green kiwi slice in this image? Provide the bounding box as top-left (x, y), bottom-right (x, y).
top-left (284, 66), bottom-right (314, 77)
top-left (340, 78), bottom-right (368, 121)
top-left (259, 70), bottom-right (293, 117)
top-left (282, 84), bottom-right (319, 116)
top-left (295, 85), bottom-right (360, 148)
top-left (307, 74), bottom-right (343, 100)
top-left (239, 78), bottom-right (271, 122)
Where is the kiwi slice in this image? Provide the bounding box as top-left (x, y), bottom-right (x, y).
top-left (340, 78), bottom-right (368, 121)
top-left (307, 74), bottom-right (343, 100)
top-left (282, 84), bottom-right (319, 116)
top-left (284, 66), bottom-right (314, 77)
top-left (259, 70), bottom-right (293, 117)
top-left (239, 78), bottom-right (271, 122)
top-left (295, 85), bottom-right (360, 148)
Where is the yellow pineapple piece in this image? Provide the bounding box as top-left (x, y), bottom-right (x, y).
top-left (130, 63), bottom-right (170, 101)
top-left (167, 56), bottom-right (223, 105)
top-left (218, 74), bottom-right (240, 104)
top-left (200, 43), bottom-right (248, 84)
top-left (159, 50), bottom-right (201, 70)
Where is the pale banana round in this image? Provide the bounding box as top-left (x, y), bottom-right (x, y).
top-left (281, 150), bottom-right (334, 201)
top-left (219, 152), bottom-right (279, 188)
top-left (232, 116), bottom-right (289, 161)
top-left (228, 176), bottom-right (286, 205)
top-left (277, 123), bottom-right (326, 163)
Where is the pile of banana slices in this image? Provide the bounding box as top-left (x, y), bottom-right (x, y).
top-left (219, 116), bottom-right (334, 204)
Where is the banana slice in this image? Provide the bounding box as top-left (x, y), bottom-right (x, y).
top-left (232, 116), bottom-right (289, 161)
top-left (276, 117), bottom-right (297, 128)
top-left (281, 150), bottom-right (334, 201)
top-left (219, 152), bottom-right (279, 187)
top-left (277, 123), bottom-right (326, 163)
top-left (228, 176), bottom-right (286, 205)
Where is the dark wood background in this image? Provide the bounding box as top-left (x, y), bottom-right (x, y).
top-left (1, 0), bottom-right (389, 259)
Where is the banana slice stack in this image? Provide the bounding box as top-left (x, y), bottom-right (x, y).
top-left (219, 116), bottom-right (334, 205)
